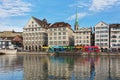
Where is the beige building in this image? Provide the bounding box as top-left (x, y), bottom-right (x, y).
top-left (23, 17), bottom-right (49, 51)
top-left (73, 10), bottom-right (92, 46)
top-left (74, 28), bottom-right (92, 46)
top-left (47, 22), bottom-right (74, 46)
top-left (110, 24), bottom-right (120, 50)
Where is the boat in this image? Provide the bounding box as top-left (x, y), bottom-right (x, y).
top-left (0, 49), bottom-right (17, 55)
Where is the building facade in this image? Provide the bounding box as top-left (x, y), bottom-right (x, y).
top-left (0, 39), bottom-right (12, 49)
top-left (110, 24), bottom-right (120, 51)
top-left (74, 28), bottom-right (92, 46)
top-left (0, 31), bottom-right (22, 49)
top-left (23, 17), bottom-right (49, 51)
top-left (0, 31), bottom-right (22, 40)
top-left (94, 21), bottom-right (110, 49)
top-left (47, 22), bottom-right (74, 46)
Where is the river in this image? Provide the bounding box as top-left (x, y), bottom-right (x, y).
top-left (0, 55), bottom-right (120, 80)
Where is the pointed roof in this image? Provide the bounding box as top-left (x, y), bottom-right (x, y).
top-left (74, 8), bottom-right (79, 30)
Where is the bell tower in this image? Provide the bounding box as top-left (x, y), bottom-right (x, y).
top-left (74, 8), bottom-right (79, 30)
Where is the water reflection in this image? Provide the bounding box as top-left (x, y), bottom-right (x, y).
top-left (23, 55), bottom-right (120, 80)
top-left (0, 55), bottom-right (120, 80)
top-left (0, 55), bottom-right (23, 80)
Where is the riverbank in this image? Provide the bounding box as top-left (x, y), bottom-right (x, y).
top-left (16, 51), bottom-right (120, 56)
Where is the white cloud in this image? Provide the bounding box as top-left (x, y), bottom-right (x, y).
top-left (0, 0), bottom-right (32, 17)
top-left (69, 1), bottom-right (90, 8)
top-left (0, 24), bottom-right (23, 32)
top-left (89, 0), bottom-right (120, 12)
top-left (67, 12), bottom-right (88, 20)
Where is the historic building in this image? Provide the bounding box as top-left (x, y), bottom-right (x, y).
top-left (74, 28), bottom-right (92, 46)
top-left (23, 17), bottom-right (49, 51)
top-left (0, 31), bottom-right (22, 49)
top-left (109, 24), bottom-right (120, 51)
top-left (94, 21), bottom-right (110, 49)
top-left (0, 31), bottom-right (22, 40)
top-left (47, 22), bottom-right (74, 46)
top-left (74, 10), bottom-right (92, 46)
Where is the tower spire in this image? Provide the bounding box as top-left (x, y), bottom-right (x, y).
top-left (74, 7), bottom-right (79, 30)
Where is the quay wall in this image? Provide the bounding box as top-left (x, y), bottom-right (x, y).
top-left (16, 52), bottom-right (120, 56)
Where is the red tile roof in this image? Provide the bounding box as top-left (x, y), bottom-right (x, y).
top-left (49, 22), bottom-right (71, 29)
top-left (12, 35), bottom-right (22, 42)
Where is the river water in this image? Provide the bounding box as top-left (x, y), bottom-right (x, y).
top-left (0, 55), bottom-right (120, 80)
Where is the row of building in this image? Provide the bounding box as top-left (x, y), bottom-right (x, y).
top-left (22, 16), bottom-right (120, 51)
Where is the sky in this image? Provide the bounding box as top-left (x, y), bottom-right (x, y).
top-left (0, 0), bottom-right (120, 32)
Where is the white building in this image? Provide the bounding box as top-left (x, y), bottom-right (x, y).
top-left (110, 24), bottom-right (120, 51)
top-left (94, 21), bottom-right (109, 49)
top-left (74, 28), bottom-right (92, 46)
top-left (47, 22), bottom-right (74, 46)
top-left (23, 17), bottom-right (49, 51)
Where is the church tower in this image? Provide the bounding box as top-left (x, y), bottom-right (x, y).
top-left (74, 8), bottom-right (79, 30)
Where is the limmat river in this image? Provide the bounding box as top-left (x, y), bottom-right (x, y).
top-left (0, 55), bottom-right (120, 80)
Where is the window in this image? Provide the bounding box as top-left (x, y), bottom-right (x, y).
top-left (49, 37), bottom-right (52, 40)
top-left (54, 28), bottom-right (57, 31)
top-left (63, 41), bottom-right (66, 44)
top-left (50, 33), bottom-right (52, 36)
top-left (63, 36), bottom-right (66, 39)
top-left (111, 40), bottom-right (116, 42)
top-left (59, 41), bottom-right (61, 44)
top-left (58, 37), bottom-right (61, 40)
top-left (79, 40), bottom-right (81, 43)
top-left (58, 28), bottom-right (61, 31)
top-left (86, 36), bottom-right (89, 39)
top-left (50, 28), bottom-right (52, 31)
top-left (111, 35), bottom-right (117, 38)
top-left (63, 32), bottom-right (66, 35)
top-left (35, 24), bottom-right (37, 27)
top-left (54, 32), bottom-right (57, 35)
top-left (54, 37), bottom-right (57, 40)
top-left (63, 27), bottom-right (66, 30)
top-left (87, 40), bottom-right (89, 43)
top-left (54, 41), bottom-right (57, 45)
top-left (58, 32), bottom-right (61, 35)
top-left (50, 41), bottom-right (53, 45)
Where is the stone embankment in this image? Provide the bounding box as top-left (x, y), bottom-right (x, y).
top-left (17, 52), bottom-right (49, 55)
top-left (17, 52), bottom-right (120, 56)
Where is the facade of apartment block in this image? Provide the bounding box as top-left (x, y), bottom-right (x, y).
top-left (23, 17), bottom-right (49, 51)
top-left (94, 21), bottom-right (110, 49)
top-left (47, 22), bottom-right (74, 46)
top-left (74, 28), bottom-right (92, 46)
top-left (110, 24), bottom-right (120, 50)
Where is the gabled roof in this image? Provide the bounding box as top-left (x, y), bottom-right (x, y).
top-left (49, 22), bottom-right (71, 29)
top-left (12, 35), bottom-right (22, 42)
top-left (95, 21), bottom-right (108, 27)
top-left (24, 16), bottom-right (50, 29)
top-left (32, 17), bottom-right (50, 29)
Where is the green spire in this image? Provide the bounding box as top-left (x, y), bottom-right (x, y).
top-left (74, 7), bottom-right (79, 30)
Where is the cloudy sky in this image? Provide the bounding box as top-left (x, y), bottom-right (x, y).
top-left (0, 0), bottom-right (120, 31)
